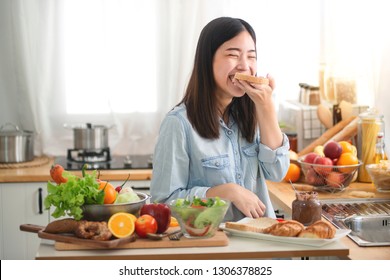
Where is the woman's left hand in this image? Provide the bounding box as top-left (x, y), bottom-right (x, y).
top-left (234, 74), bottom-right (275, 106)
top-left (234, 74), bottom-right (283, 149)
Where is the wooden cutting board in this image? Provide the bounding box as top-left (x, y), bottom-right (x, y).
top-left (55, 231), bottom-right (229, 251)
top-left (20, 224), bottom-right (229, 251)
top-left (20, 224), bottom-right (136, 249)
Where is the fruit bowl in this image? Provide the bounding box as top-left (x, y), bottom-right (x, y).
top-left (168, 197), bottom-right (230, 238)
top-left (366, 161), bottom-right (390, 192)
top-left (81, 192), bottom-right (150, 221)
top-left (297, 158), bottom-right (362, 193)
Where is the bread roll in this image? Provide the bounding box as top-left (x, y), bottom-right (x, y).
top-left (225, 217), bottom-right (278, 233)
top-left (44, 218), bottom-right (79, 234)
top-left (298, 220), bottom-right (336, 239)
top-left (234, 73), bottom-right (269, 85)
top-left (263, 220), bottom-right (304, 237)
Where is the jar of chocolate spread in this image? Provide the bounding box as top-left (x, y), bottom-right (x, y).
top-left (292, 191), bottom-right (322, 226)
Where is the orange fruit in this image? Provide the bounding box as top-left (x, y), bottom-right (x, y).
top-left (98, 181), bottom-right (117, 204)
top-left (108, 212), bottom-right (135, 238)
top-left (336, 152), bottom-right (359, 173)
top-left (169, 216), bottom-right (179, 227)
top-left (338, 141), bottom-right (354, 155)
top-left (125, 213), bottom-right (137, 224)
top-left (283, 163), bottom-right (301, 183)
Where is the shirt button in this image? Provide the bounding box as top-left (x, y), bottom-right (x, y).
top-left (215, 162), bottom-right (220, 167)
top-left (237, 174), bottom-right (241, 179)
top-left (227, 131), bottom-right (232, 135)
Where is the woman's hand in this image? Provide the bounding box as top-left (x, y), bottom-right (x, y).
top-left (206, 183), bottom-right (266, 218)
top-left (234, 74), bottom-right (283, 149)
top-left (234, 74), bottom-right (275, 107)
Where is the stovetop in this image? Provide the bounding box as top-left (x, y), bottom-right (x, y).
top-left (54, 154), bottom-right (153, 170)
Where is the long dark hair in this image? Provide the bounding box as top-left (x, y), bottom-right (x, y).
top-left (180, 17), bottom-right (257, 142)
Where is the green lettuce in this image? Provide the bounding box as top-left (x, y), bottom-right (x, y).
top-left (44, 170), bottom-right (104, 220)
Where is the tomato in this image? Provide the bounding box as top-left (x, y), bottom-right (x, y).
top-left (50, 164), bottom-right (67, 184)
top-left (140, 203), bottom-right (171, 233)
top-left (135, 214), bottom-right (158, 238)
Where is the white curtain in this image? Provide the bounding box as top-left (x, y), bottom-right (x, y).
top-left (1, 0), bottom-right (388, 157)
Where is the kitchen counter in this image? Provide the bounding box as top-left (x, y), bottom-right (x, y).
top-left (2, 158), bottom-right (390, 260)
top-left (34, 181), bottom-right (390, 260)
top-left (35, 235), bottom-right (348, 260)
top-left (267, 181), bottom-right (390, 260)
top-left (0, 157), bottom-right (152, 182)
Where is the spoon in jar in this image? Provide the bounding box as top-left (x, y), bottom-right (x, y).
top-left (289, 179), bottom-right (299, 196)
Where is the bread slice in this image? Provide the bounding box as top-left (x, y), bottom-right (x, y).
top-left (234, 73), bottom-right (269, 85)
top-left (225, 217), bottom-right (278, 233)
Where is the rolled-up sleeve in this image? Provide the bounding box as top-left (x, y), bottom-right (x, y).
top-left (258, 133), bottom-right (290, 181)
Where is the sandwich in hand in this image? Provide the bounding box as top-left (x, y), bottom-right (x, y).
top-left (234, 73), bottom-right (269, 85)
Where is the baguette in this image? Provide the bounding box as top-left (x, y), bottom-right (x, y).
top-left (297, 115), bottom-right (357, 157)
top-left (234, 73), bottom-right (269, 85)
top-left (225, 217), bottom-right (278, 233)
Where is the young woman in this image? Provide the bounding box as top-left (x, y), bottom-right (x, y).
top-left (150, 17), bottom-right (290, 221)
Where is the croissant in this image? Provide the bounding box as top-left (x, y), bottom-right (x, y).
top-left (298, 220), bottom-right (336, 239)
top-left (263, 220), bottom-right (304, 237)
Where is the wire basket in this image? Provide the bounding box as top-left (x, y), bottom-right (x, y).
top-left (297, 158), bottom-right (362, 193)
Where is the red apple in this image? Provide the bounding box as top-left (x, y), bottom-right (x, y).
top-left (305, 168), bottom-right (325, 186)
top-left (323, 141), bottom-right (342, 160)
top-left (313, 156), bottom-right (334, 175)
top-left (325, 171), bottom-right (345, 188)
top-left (303, 152), bottom-right (319, 164)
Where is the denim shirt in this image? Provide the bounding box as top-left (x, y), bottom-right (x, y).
top-left (150, 103), bottom-right (290, 222)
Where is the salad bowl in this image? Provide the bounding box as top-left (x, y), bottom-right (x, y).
top-left (168, 197), bottom-right (230, 238)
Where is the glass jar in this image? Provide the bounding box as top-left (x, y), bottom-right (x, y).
top-left (357, 108), bottom-right (385, 182)
top-left (286, 132), bottom-right (298, 153)
top-left (292, 191), bottom-right (322, 226)
top-left (308, 86), bottom-right (320, 105)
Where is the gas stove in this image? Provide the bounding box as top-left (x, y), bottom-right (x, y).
top-left (54, 154), bottom-right (153, 170)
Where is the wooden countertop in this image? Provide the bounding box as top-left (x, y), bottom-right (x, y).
top-left (0, 157), bottom-right (153, 182)
top-left (267, 181), bottom-right (390, 260)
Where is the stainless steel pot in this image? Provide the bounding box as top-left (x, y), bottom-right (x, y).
top-left (0, 123), bottom-right (34, 163)
top-left (64, 123), bottom-right (112, 150)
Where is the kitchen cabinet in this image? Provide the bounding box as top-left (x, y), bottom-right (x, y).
top-left (0, 182), bottom-right (50, 260)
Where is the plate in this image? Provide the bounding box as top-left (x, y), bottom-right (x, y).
top-left (220, 218), bottom-right (351, 247)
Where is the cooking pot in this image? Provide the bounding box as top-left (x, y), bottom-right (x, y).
top-left (0, 123), bottom-right (34, 163)
top-left (64, 123), bottom-right (113, 150)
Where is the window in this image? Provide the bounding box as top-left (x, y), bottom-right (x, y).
top-left (63, 0), bottom-right (158, 114)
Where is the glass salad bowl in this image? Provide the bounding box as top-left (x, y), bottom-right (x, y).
top-left (168, 197), bottom-right (230, 238)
